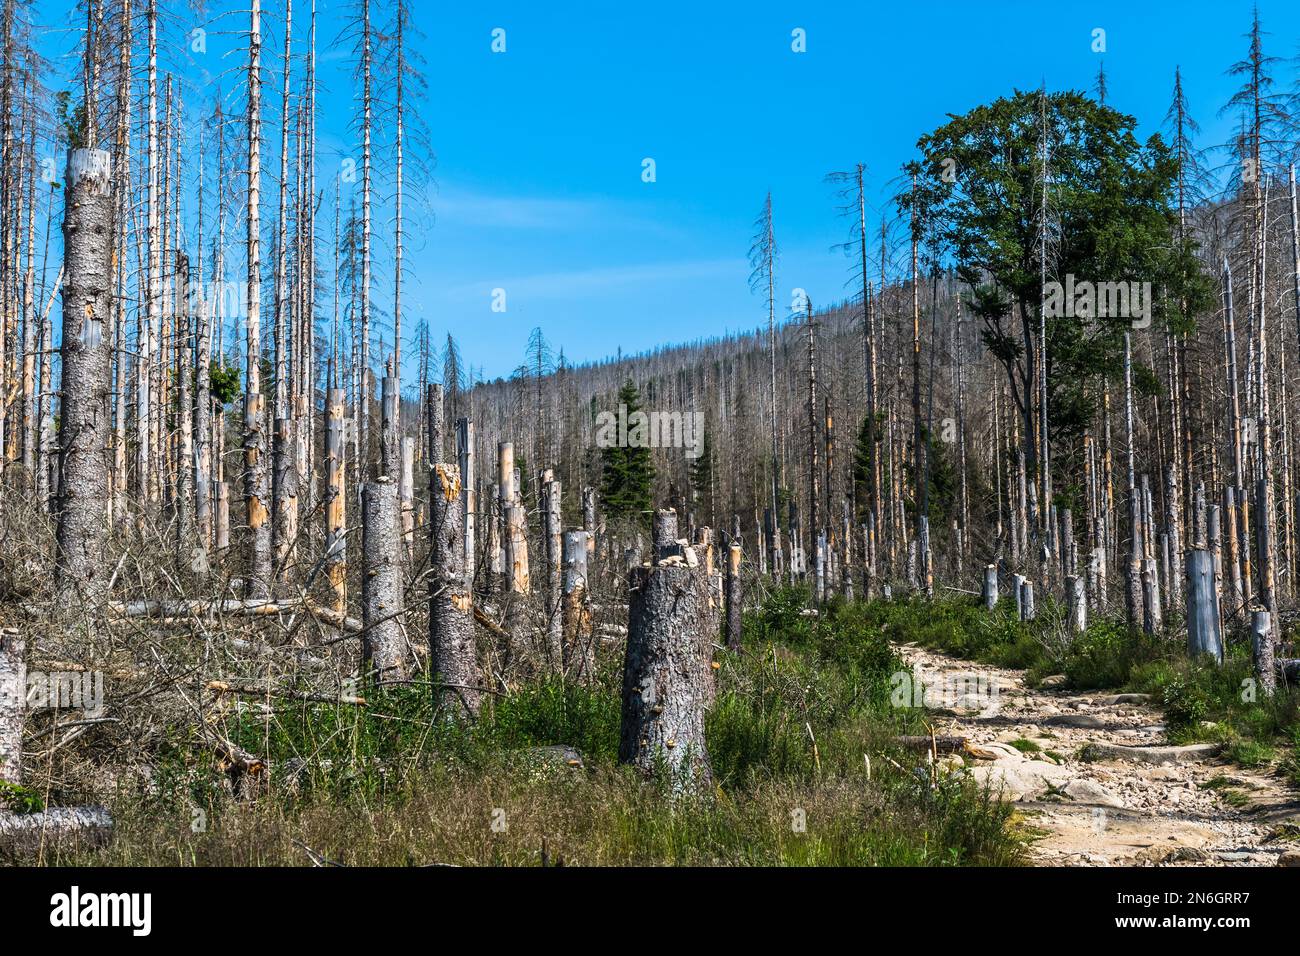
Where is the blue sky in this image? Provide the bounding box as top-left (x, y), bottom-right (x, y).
top-left (32, 0), bottom-right (1300, 380)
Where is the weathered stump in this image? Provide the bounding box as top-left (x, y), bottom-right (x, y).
top-left (1066, 574), bottom-right (1086, 634)
top-left (1185, 549), bottom-right (1223, 664)
top-left (619, 514), bottom-right (712, 789)
top-left (429, 463), bottom-right (482, 716)
top-left (725, 543), bottom-right (743, 651)
top-left (362, 474), bottom-right (407, 684)
top-left (562, 530), bottom-right (594, 680)
top-left (1252, 609), bottom-right (1276, 698)
top-left (982, 564), bottom-right (998, 611)
top-left (0, 630), bottom-right (24, 784)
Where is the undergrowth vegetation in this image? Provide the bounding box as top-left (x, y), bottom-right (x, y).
top-left (43, 586), bottom-right (1027, 867)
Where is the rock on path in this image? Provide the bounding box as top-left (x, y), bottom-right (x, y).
top-left (893, 643), bottom-right (1299, 867)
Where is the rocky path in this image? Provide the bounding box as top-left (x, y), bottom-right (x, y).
top-left (895, 642), bottom-right (1300, 866)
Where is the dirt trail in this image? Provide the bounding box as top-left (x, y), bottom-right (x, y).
top-left (894, 642), bottom-right (1300, 866)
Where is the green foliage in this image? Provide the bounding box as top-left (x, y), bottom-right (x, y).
top-left (908, 89), bottom-right (1214, 456)
top-left (55, 90), bottom-right (87, 150)
top-left (0, 780), bottom-right (45, 815)
top-left (598, 380), bottom-right (655, 522)
top-left (75, 586), bottom-right (1026, 867)
top-left (209, 362), bottom-right (242, 407)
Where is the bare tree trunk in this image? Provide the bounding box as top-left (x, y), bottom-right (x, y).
top-left (562, 530), bottom-right (594, 680)
top-left (1123, 333), bottom-right (1144, 628)
top-left (725, 542), bottom-right (742, 651)
top-left (362, 472), bottom-right (405, 685)
top-left (543, 478), bottom-right (563, 672)
top-left (429, 462), bottom-right (481, 716)
top-left (456, 417), bottom-right (475, 587)
top-left (324, 386), bottom-right (346, 614)
top-left (55, 149), bottom-right (114, 605)
top-left (243, 0), bottom-right (272, 597)
top-left (0, 629), bottom-right (23, 784)
top-left (1186, 549), bottom-right (1223, 663)
top-left (272, 417), bottom-right (299, 586)
top-left (619, 509), bottom-right (712, 790)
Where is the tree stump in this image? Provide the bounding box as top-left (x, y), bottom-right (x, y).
top-left (362, 474), bottom-right (407, 684)
top-left (562, 531), bottom-right (594, 680)
top-left (429, 463), bottom-right (482, 716)
top-left (1185, 549), bottom-right (1223, 664)
top-left (619, 513), bottom-right (712, 789)
top-left (0, 630), bottom-right (24, 784)
top-left (725, 543), bottom-right (743, 651)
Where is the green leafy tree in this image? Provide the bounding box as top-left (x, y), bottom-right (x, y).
top-left (600, 380), bottom-right (655, 521)
top-left (906, 89), bottom-right (1212, 467)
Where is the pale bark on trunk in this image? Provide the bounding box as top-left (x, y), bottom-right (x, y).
top-left (619, 510), bottom-right (712, 790)
top-left (55, 149), bottom-right (114, 605)
top-left (543, 478), bottom-right (563, 671)
top-left (429, 462), bottom-right (481, 716)
top-left (562, 530), bottom-right (594, 680)
top-left (725, 542), bottom-right (743, 650)
top-left (0, 629), bottom-right (23, 784)
top-left (243, 0), bottom-right (272, 597)
top-left (362, 473), bottom-right (406, 685)
top-left (456, 417), bottom-right (475, 583)
top-left (324, 386), bottom-right (346, 613)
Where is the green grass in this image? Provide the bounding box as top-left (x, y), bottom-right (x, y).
top-left (41, 586), bottom-right (1027, 867)
top-left (1008, 738), bottom-right (1041, 754)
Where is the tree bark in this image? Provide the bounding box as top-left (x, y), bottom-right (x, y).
top-left (361, 474), bottom-right (406, 685)
top-left (429, 462), bottom-right (481, 716)
top-left (54, 148), bottom-right (114, 605)
top-left (619, 520), bottom-right (712, 790)
top-left (0, 629), bottom-right (23, 784)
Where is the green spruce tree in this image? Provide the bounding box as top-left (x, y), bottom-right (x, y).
top-left (600, 380), bottom-right (655, 521)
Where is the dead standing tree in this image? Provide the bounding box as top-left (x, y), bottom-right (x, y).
top-left (429, 459), bottom-right (482, 717)
top-left (243, 0), bottom-right (273, 597)
top-left (361, 373), bottom-right (407, 684)
top-left (54, 148), bottom-right (114, 605)
top-left (618, 509), bottom-right (712, 789)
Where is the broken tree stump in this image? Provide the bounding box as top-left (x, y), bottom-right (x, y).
top-left (619, 510), bottom-right (712, 789)
top-left (562, 530), bottom-right (594, 680)
top-left (0, 629), bottom-right (24, 784)
top-left (725, 543), bottom-right (743, 651)
top-left (1186, 549), bottom-right (1223, 664)
top-left (362, 471), bottom-right (407, 685)
top-left (429, 462), bottom-right (482, 717)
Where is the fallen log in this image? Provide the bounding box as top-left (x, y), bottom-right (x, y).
top-left (0, 806), bottom-right (113, 854)
top-left (107, 598), bottom-right (363, 633)
top-left (205, 680), bottom-right (366, 707)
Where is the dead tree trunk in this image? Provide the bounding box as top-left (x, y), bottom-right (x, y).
top-left (619, 510), bottom-right (712, 789)
top-left (429, 462), bottom-right (481, 716)
top-left (362, 471), bottom-right (406, 685)
top-left (242, 0), bottom-right (272, 598)
top-left (543, 478), bottom-right (563, 671)
top-left (324, 386), bottom-right (346, 614)
top-left (456, 417), bottom-right (475, 585)
top-left (1186, 549), bottom-right (1223, 664)
top-left (725, 542), bottom-right (743, 651)
top-left (0, 629), bottom-right (23, 784)
top-left (562, 530), bottom-right (594, 680)
top-left (1252, 609), bottom-right (1276, 698)
top-left (54, 148), bottom-right (114, 605)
